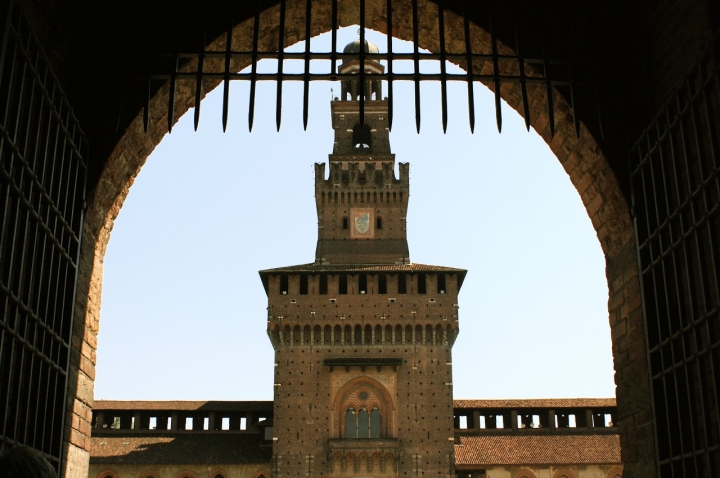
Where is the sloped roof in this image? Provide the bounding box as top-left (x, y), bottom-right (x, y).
top-left (92, 400), bottom-right (273, 412)
top-left (454, 434), bottom-right (621, 467)
top-left (453, 398), bottom-right (616, 409)
top-left (89, 434), bottom-right (271, 465)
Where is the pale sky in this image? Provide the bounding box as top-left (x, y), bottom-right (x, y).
top-left (94, 28), bottom-right (615, 401)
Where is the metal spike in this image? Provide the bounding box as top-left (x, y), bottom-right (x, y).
top-left (544, 56), bottom-right (555, 137)
top-left (359, 0), bottom-right (366, 129)
top-left (144, 79), bottom-right (150, 133)
top-left (514, 21), bottom-right (530, 131)
top-left (490, 9), bottom-right (502, 133)
top-left (463, 0), bottom-right (475, 133)
top-left (595, 86), bottom-right (604, 140)
top-left (222, 20), bottom-right (232, 132)
top-left (194, 31), bottom-right (205, 132)
top-left (386, 0), bottom-right (393, 131)
top-left (438, 0), bottom-right (447, 133)
top-left (303, 0), bottom-right (312, 130)
top-left (168, 54), bottom-right (177, 134)
top-left (276, 0), bottom-right (286, 132)
top-left (412, 0), bottom-right (420, 133)
top-left (248, 0), bottom-right (260, 132)
top-left (569, 68), bottom-right (580, 138)
top-left (331, 0), bottom-right (338, 77)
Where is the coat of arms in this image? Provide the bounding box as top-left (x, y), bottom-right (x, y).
top-left (350, 208), bottom-right (374, 239)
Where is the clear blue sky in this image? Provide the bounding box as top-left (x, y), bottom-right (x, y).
top-left (94, 28), bottom-right (614, 401)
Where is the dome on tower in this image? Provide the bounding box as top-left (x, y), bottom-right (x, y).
top-left (342, 38), bottom-right (380, 55)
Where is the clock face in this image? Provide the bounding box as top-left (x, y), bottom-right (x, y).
top-left (350, 208), bottom-right (374, 239)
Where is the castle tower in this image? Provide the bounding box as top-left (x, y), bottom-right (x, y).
top-left (260, 39), bottom-right (466, 478)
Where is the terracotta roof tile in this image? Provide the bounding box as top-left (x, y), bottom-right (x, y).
top-left (89, 435), bottom-right (271, 465)
top-left (454, 434), bottom-right (621, 466)
top-left (453, 398), bottom-right (616, 409)
top-left (92, 400), bottom-right (273, 412)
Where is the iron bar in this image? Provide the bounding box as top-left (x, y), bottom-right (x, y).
top-left (248, 0), bottom-right (260, 132)
top-left (514, 20), bottom-right (530, 131)
top-left (438, 0), bottom-right (448, 133)
top-left (489, 7), bottom-right (502, 133)
top-left (386, 0), bottom-right (393, 131)
top-left (222, 20), bottom-right (232, 132)
top-left (194, 31), bottom-right (205, 131)
top-left (303, 0), bottom-right (312, 130)
top-left (359, 0), bottom-right (365, 128)
top-left (462, 0), bottom-right (475, 133)
top-left (276, 0), bottom-right (286, 131)
top-left (412, 0), bottom-right (420, 133)
top-left (331, 0), bottom-right (338, 77)
top-left (168, 51), bottom-right (177, 133)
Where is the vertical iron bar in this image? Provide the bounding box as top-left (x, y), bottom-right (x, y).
top-left (543, 56), bottom-right (555, 137)
top-left (462, 0), bottom-right (475, 133)
top-left (569, 67), bottom-right (580, 138)
top-left (595, 86), bottom-right (604, 140)
top-left (167, 51), bottom-right (177, 133)
top-left (222, 19), bottom-right (232, 132)
top-left (489, 7), bottom-right (502, 133)
top-left (144, 79), bottom-right (150, 133)
top-left (303, 0), bottom-right (312, 130)
top-left (194, 31), bottom-right (205, 132)
top-left (359, 0), bottom-right (366, 128)
top-left (248, 0), bottom-right (260, 132)
top-left (514, 20), bottom-right (530, 131)
top-left (438, 0), bottom-right (448, 133)
top-left (411, 0), bottom-right (420, 133)
top-left (386, 0), bottom-right (393, 131)
top-left (276, 0), bottom-right (286, 132)
top-left (331, 0), bottom-right (338, 77)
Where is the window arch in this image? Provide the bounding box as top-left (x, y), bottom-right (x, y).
top-left (139, 470), bottom-right (158, 478)
top-left (352, 124), bottom-right (372, 149)
top-left (345, 406), bottom-right (382, 438)
top-left (96, 469), bottom-right (118, 478)
top-left (514, 470), bottom-right (537, 478)
top-left (551, 470), bottom-right (577, 478)
top-left (174, 471), bottom-right (197, 478)
top-left (209, 471), bottom-right (228, 478)
top-left (334, 376), bottom-right (395, 439)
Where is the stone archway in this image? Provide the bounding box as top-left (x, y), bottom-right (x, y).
top-left (63, 1), bottom-right (652, 477)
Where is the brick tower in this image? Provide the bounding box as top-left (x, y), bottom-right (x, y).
top-left (259, 38), bottom-right (467, 478)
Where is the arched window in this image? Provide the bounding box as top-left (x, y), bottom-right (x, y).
top-left (342, 217), bottom-right (348, 229)
top-left (370, 408), bottom-right (381, 438)
top-left (346, 408), bottom-right (357, 438)
top-left (347, 407), bottom-right (381, 438)
top-left (358, 408), bottom-right (369, 438)
top-left (376, 217), bottom-right (382, 229)
top-left (352, 124), bottom-right (372, 149)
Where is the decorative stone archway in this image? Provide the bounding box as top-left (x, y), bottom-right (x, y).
top-left (63, 1), bottom-right (653, 477)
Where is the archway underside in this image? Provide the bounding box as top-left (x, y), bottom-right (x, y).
top-left (64, 1), bottom-right (653, 477)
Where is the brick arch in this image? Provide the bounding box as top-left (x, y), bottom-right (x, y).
top-left (252, 469), bottom-right (271, 478)
top-left (605, 467), bottom-right (623, 478)
top-left (70, 0), bottom-right (651, 475)
top-left (208, 470), bottom-right (228, 478)
top-left (140, 470), bottom-right (160, 478)
top-left (514, 470), bottom-right (537, 478)
top-left (175, 471), bottom-right (197, 478)
top-left (552, 469), bottom-right (577, 478)
top-left (96, 469), bottom-right (119, 478)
